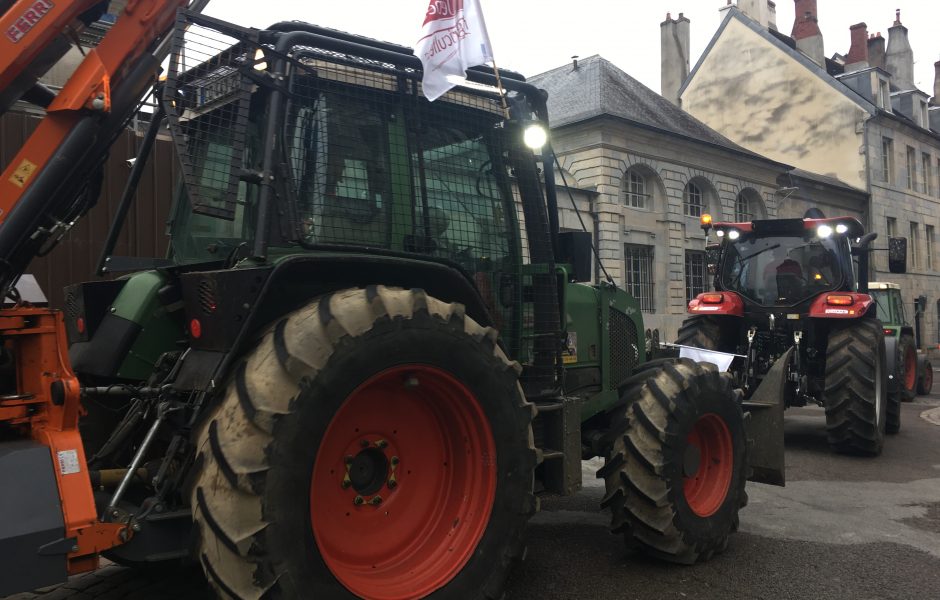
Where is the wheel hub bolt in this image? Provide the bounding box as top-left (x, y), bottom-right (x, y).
top-left (353, 495), bottom-right (364, 505)
top-left (360, 440), bottom-right (370, 448)
top-left (404, 375), bottom-right (420, 388)
top-left (370, 496), bottom-right (383, 506)
top-left (341, 476), bottom-right (351, 489)
top-left (390, 456), bottom-right (399, 466)
top-left (375, 439), bottom-right (388, 449)
top-left (345, 455), bottom-right (354, 464)
top-left (387, 477), bottom-right (397, 490)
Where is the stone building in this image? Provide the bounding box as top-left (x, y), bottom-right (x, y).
top-left (530, 54), bottom-right (796, 340)
top-left (680, 1), bottom-right (940, 346)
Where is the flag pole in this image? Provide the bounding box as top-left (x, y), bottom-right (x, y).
top-left (488, 58), bottom-right (511, 120)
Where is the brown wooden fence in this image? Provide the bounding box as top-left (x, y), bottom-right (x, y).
top-left (1, 110), bottom-right (177, 309)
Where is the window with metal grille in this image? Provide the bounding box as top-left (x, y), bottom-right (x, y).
top-left (734, 192), bottom-right (752, 222)
top-left (906, 146), bottom-right (917, 191)
top-left (685, 250), bottom-right (706, 302)
top-left (624, 244), bottom-right (654, 312)
top-left (684, 182), bottom-right (702, 217)
top-left (882, 137), bottom-right (893, 183)
top-left (623, 170), bottom-right (648, 209)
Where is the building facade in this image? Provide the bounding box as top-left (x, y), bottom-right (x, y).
top-left (680, 2), bottom-right (940, 347)
top-left (531, 56), bottom-right (801, 340)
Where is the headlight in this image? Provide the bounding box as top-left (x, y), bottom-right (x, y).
top-left (835, 223), bottom-right (848, 234)
top-left (727, 229), bottom-right (740, 240)
top-left (817, 224), bottom-right (833, 238)
top-left (715, 229), bottom-right (725, 237)
top-left (523, 124), bottom-right (547, 150)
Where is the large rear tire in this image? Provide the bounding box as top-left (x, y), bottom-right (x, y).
top-left (190, 287), bottom-right (536, 599)
top-left (599, 359), bottom-right (747, 564)
top-left (899, 335), bottom-right (917, 402)
top-left (823, 319), bottom-right (888, 455)
top-left (676, 315), bottom-right (721, 351)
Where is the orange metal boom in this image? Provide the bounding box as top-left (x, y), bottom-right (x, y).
top-left (0, 0), bottom-right (192, 589)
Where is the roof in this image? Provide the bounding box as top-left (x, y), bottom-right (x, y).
top-left (684, 8), bottom-right (940, 140)
top-left (528, 55), bottom-right (788, 168)
top-left (787, 168), bottom-right (867, 195)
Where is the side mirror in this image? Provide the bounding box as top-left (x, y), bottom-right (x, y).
top-left (888, 236), bottom-right (907, 273)
top-left (705, 243), bottom-right (722, 276)
top-left (558, 231), bottom-right (593, 283)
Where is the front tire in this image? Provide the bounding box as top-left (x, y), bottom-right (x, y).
top-left (899, 335), bottom-right (918, 402)
top-left (599, 359), bottom-right (747, 564)
top-left (190, 287), bottom-right (536, 599)
top-left (918, 360), bottom-right (934, 395)
top-left (823, 319), bottom-right (888, 455)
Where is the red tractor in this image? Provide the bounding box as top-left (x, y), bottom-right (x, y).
top-left (678, 211), bottom-right (907, 456)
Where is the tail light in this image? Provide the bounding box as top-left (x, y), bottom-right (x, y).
top-left (826, 294), bottom-right (854, 306)
top-left (883, 328), bottom-right (896, 336)
top-left (701, 293), bottom-right (724, 304)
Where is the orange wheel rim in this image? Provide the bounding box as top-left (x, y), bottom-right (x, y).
top-left (683, 413), bottom-right (734, 517)
top-left (310, 365), bottom-right (496, 599)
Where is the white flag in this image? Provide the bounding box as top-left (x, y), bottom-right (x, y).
top-left (416, 0), bottom-right (494, 101)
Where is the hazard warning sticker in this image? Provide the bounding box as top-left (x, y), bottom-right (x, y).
top-left (8, 158), bottom-right (37, 188)
top-left (56, 449), bottom-right (80, 475)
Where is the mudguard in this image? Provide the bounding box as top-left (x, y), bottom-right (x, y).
top-left (884, 334), bottom-right (900, 395)
top-left (742, 347), bottom-right (791, 487)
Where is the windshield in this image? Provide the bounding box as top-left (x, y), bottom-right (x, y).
top-left (719, 234), bottom-right (845, 306)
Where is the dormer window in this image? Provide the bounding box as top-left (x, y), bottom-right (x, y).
top-left (878, 79), bottom-right (891, 112)
top-left (919, 100), bottom-right (929, 128)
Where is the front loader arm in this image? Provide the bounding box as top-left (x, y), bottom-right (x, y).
top-left (0, 0), bottom-right (194, 295)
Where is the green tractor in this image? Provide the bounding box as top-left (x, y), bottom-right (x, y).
top-left (869, 282), bottom-right (933, 399)
top-left (1, 12), bottom-right (786, 599)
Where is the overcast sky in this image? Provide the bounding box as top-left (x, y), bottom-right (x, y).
top-left (205, 1), bottom-right (939, 97)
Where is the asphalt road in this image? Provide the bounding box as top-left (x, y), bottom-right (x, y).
top-left (7, 390), bottom-right (940, 600)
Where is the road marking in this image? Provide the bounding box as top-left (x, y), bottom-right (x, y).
top-left (921, 407), bottom-right (940, 426)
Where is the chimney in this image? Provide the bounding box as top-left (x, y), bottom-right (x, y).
top-left (791, 0), bottom-right (824, 67)
top-left (932, 60), bottom-right (940, 106)
top-left (660, 12), bottom-right (690, 107)
top-left (767, 1), bottom-right (778, 31)
top-left (737, 0), bottom-right (770, 27)
top-left (886, 9), bottom-right (914, 90)
top-left (572, 55), bottom-right (579, 70)
top-left (867, 33), bottom-right (886, 71)
top-left (844, 22), bottom-right (869, 72)
top-left (719, 0), bottom-right (733, 19)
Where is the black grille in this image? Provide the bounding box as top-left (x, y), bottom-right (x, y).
top-left (609, 308), bottom-right (638, 387)
top-left (198, 279), bottom-right (217, 314)
top-left (64, 289), bottom-right (80, 320)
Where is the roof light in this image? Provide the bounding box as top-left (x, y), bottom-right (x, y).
top-left (523, 123), bottom-right (547, 150)
top-left (826, 294), bottom-right (854, 306)
top-left (817, 224), bottom-right (833, 238)
top-left (727, 229), bottom-right (740, 240)
top-left (835, 223), bottom-right (848, 234)
top-left (715, 229), bottom-right (725, 237)
top-left (701, 213), bottom-right (713, 227)
top-left (253, 48), bottom-right (268, 71)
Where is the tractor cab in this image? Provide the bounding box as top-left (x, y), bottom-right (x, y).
top-left (705, 216), bottom-right (862, 311)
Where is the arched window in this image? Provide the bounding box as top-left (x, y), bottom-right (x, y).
top-left (735, 188), bottom-right (766, 221)
top-left (623, 170), bottom-right (648, 209)
top-left (734, 192), bottom-right (752, 222)
top-left (684, 182), bottom-right (703, 217)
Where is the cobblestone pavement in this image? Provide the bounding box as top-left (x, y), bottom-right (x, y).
top-left (5, 391), bottom-right (940, 599)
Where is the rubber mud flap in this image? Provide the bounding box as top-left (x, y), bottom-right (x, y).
top-left (742, 347), bottom-right (790, 486)
top-left (0, 441), bottom-right (68, 595)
